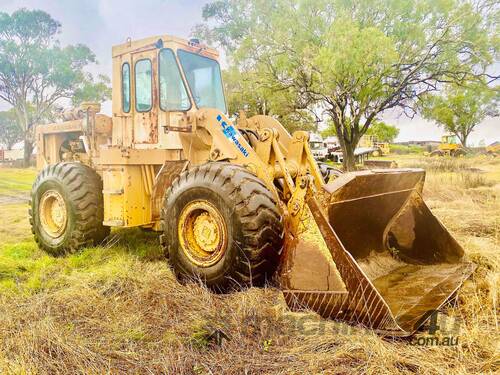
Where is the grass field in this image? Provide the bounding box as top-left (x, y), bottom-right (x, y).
top-left (0, 156), bottom-right (498, 374)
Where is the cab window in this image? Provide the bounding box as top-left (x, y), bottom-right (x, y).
top-left (135, 59), bottom-right (152, 112)
top-left (121, 63), bottom-right (130, 113)
top-left (177, 50), bottom-right (226, 113)
top-left (159, 49), bottom-right (190, 111)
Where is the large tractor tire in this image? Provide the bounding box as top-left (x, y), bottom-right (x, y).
top-left (30, 163), bottom-right (109, 256)
top-left (160, 162), bottom-right (284, 289)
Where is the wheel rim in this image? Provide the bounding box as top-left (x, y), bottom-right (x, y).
top-left (39, 190), bottom-right (68, 238)
top-left (178, 200), bottom-right (228, 267)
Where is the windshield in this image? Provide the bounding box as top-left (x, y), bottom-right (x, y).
top-left (178, 50), bottom-right (226, 113)
top-left (159, 49), bottom-right (190, 111)
top-left (444, 135), bottom-right (458, 144)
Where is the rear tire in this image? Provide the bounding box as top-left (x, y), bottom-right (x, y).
top-left (30, 163), bottom-right (109, 256)
top-left (160, 162), bottom-right (284, 289)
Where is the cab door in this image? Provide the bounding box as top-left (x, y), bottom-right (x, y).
top-left (132, 51), bottom-right (159, 144)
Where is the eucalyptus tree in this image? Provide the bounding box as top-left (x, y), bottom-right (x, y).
top-left (421, 82), bottom-right (499, 147)
top-left (0, 9), bottom-right (110, 166)
top-left (0, 109), bottom-right (22, 150)
top-left (196, 0), bottom-right (499, 169)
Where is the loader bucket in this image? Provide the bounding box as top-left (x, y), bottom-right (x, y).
top-left (279, 169), bottom-right (475, 336)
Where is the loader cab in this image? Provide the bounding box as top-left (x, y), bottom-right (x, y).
top-left (176, 49), bottom-right (226, 113)
top-left (111, 35), bottom-right (226, 148)
top-left (441, 134), bottom-right (458, 145)
top-left (438, 134), bottom-right (460, 153)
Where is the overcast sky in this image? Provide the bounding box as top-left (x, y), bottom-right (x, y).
top-left (1, 0), bottom-right (498, 144)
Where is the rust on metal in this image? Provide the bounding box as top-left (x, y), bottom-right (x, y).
top-left (149, 53), bottom-right (159, 143)
top-left (39, 189), bottom-right (68, 238)
top-left (151, 161), bottom-right (188, 220)
top-left (364, 159), bottom-right (398, 169)
top-left (177, 199), bottom-right (228, 267)
top-left (31, 33), bottom-right (475, 337)
top-left (279, 169), bottom-right (476, 335)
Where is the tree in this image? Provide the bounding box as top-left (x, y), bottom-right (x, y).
top-left (223, 67), bottom-right (318, 133)
top-left (0, 9), bottom-right (110, 166)
top-left (72, 74), bottom-right (111, 107)
top-left (196, 0), bottom-right (499, 170)
top-left (420, 82), bottom-right (499, 147)
top-left (366, 121), bottom-right (400, 143)
top-left (0, 109), bottom-right (22, 150)
top-left (322, 119), bottom-right (399, 143)
top-left (320, 122), bottom-right (337, 139)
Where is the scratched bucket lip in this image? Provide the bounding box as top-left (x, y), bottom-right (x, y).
top-left (278, 169), bottom-right (475, 336)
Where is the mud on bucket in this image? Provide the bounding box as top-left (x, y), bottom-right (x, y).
top-left (279, 169), bottom-right (475, 336)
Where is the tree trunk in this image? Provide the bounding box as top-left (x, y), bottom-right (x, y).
top-left (456, 132), bottom-right (468, 147)
top-left (331, 117), bottom-right (358, 172)
top-left (23, 132), bottom-right (33, 167)
top-left (342, 141), bottom-right (356, 171)
top-left (13, 106), bottom-right (32, 167)
top-left (461, 135), bottom-right (467, 148)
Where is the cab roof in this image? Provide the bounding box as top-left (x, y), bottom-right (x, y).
top-left (111, 35), bottom-right (219, 60)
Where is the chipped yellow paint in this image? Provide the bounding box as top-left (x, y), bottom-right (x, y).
top-left (39, 190), bottom-right (67, 238)
top-left (177, 200), bottom-right (227, 267)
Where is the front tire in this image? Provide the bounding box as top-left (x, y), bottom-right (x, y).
top-left (30, 163), bottom-right (109, 256)
top-left (160, 162), bottom-right (284, 289)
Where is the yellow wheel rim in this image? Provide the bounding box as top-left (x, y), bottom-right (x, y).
top-left (178, 200), bottom-right (227, 267)
top-left (39, 190), bottom-right (68, 238)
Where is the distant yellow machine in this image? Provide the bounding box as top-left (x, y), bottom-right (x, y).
top-left (374, 141), bottom-right (391, 156)
top-left (30, 35), bottom-right (474, 336)
top-left (431, 134), bottom-right (467, 157)
top-left (359, 135), bottom-right (390, 156)
top-left (486, 142), bottom-right (499, 156)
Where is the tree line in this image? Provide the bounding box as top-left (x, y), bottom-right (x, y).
top-left (195, 0), bottom-right (499, 169)
top-left (0, 3), bottom-right (498, 170)
top-left (0, 9), bottom-right (109, 165)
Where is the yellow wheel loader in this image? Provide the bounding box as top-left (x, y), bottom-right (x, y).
top-left (430, 135), bottom-right (467, 157)
top-left (31, 35), bottom-right (475, 336)
top-left (358, 135), bottom-right (390, 157)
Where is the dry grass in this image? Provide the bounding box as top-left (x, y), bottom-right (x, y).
top-left (0, 159), bottom-right (498, 374)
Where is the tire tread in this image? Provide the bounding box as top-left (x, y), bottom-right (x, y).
top-left (161, 162), bottom-right (284, 288)
top-left (30, 162), bottom-right (109, 256)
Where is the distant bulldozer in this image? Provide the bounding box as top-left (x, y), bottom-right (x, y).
top-left (430, 135), bottom-right (467, 157)
top-left (31, 35), bottom-right (475, 336)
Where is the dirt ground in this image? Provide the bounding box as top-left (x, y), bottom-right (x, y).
top-left (0, 156), bottom-right (498, 374)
